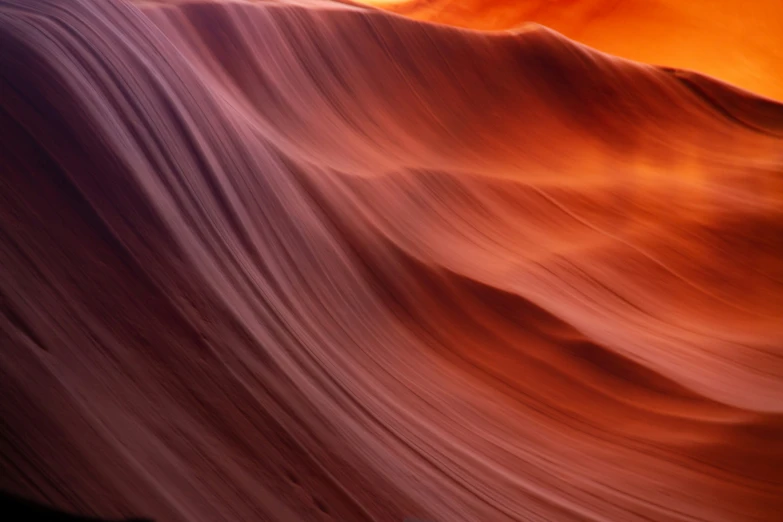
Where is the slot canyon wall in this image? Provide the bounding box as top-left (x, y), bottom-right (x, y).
top-left (1, 0), bottom-right (782, 520)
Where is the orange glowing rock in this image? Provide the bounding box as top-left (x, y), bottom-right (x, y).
top-left (366, 0), bottom-right (783, 101)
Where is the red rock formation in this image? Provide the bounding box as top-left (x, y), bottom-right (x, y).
top-left (368, 0), bottom-right (783, 101)
top-left (1, 0), bottom-right (781, 521)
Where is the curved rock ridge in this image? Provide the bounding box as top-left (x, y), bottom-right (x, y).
top-left (1, 0), bottom-right (782, 521)
top-left (366, 0), bottom-right (783, 102)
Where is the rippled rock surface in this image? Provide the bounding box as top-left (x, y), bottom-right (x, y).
top-left (1, 1), bottom-right (782, 520)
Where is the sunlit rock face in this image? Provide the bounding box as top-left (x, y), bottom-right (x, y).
top-left (1, 1), bottom-right (782, 521)
top-left (369, 0), bottom-right (783, 101)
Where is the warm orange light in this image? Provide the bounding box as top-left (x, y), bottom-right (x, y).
top-left (363, 0), bottom-right (783, 101)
